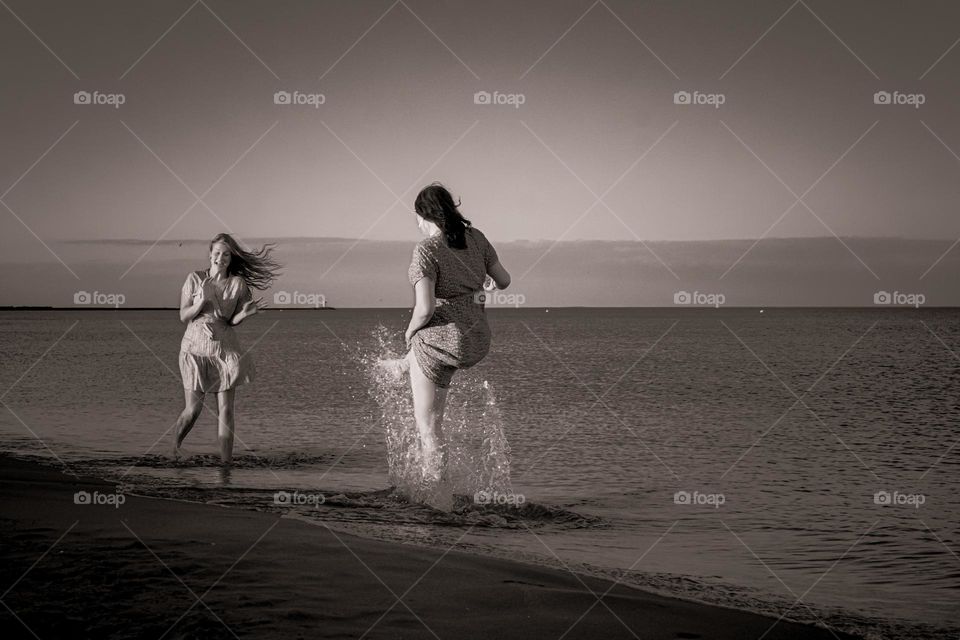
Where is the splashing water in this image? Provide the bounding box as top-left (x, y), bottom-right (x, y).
top-left (362, 325), bottom-right (514, 509)
top-left (445, 378), bottom-right (513, 496)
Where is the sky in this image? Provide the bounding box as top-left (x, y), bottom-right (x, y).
top-left (1, 0), bottom-right (959, 306)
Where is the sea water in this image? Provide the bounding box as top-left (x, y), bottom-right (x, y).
top-left (1, 308), bottom-right (958, 640)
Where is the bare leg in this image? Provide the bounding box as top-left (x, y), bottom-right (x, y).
top-left (173, 389), bottom-right (205, 459)
top-left (217, 388), bottom-right (236, 465)
top-left (407, 351), bottom-right (449, 482)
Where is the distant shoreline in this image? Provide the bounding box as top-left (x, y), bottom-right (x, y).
top-left (0, 306), bottom-right (338, 311)
top-left (1, 306), bottom-right (956, 311)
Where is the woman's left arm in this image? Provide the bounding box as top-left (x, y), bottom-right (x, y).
top-left (405, 277), bottom-right (436, 344)
top-left (231, 303), bottom-right (255, 326)
top-left (230, 284), bottom-right (259, 326)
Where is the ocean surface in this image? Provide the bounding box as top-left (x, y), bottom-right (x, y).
top-left (1, 308), bottom-right (958, 639)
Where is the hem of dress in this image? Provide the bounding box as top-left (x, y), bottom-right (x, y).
top-left (178, 348), bottom-right (254, 393)
top-left (181, 378), bottom-right (252, 393)
top-left (411, 337), bottom-right (455, 389)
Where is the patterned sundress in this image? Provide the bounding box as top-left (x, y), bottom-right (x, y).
top-left (407, 227), bottom-right (499, 388)
top-left (178, 270), bottom-right (255, 393)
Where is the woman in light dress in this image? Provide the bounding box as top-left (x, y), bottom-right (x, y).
top-left (385, 184), bottom-right (511, 488)
top-left (173, 233), bottom-right (281, 464)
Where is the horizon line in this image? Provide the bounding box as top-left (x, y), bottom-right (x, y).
top-left (55, 234), bottom-right (956, 246)
top-left (1, 306), bottom-right (954, 311)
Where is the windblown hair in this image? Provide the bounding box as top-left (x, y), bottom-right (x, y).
top-left (209, 233), bottom-right (281, 290)
top-left (414, 183), bottom-right (472, 249)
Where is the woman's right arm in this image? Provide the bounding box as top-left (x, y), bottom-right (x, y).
top-left (179, 275), bottom-right (207, 323)
top-left (405, 277), bottom-right (436, 345)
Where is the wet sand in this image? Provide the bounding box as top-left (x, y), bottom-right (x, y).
top-left (0, 455), bottom-right (858, 639)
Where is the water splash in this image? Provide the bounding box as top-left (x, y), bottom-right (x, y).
top-left (362, 326), bottom-right (420, 494)
top-left (444, 378), bottom-right (513, 496)
top-left (363, 324), bottom-right (514, 509)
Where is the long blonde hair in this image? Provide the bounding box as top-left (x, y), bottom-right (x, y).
top-left (209, 233), bottom-right (281, 290)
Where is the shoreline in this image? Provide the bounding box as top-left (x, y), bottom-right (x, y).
top-left (0, 454), bottom-right (859, 639)
top-left (1, 306), bottom-right (956, 310)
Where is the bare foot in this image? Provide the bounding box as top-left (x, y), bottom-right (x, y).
top-left (172, 443), bottom-right (190, 462)
top-left (423, 473), bottom-right (453, 512)
top-left (172, 430), bottom-right (191, 462)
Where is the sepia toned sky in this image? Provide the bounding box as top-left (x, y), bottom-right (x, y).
top-left (1, 0), bottom-right (959, 305)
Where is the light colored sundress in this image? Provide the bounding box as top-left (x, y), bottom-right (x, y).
top-left (407, 227), bottom-right (499, 388)
top-left (179, 270), bottom-right (255, 393)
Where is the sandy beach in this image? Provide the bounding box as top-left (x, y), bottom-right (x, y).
top-left (0, 455), bottom-right (858, 640)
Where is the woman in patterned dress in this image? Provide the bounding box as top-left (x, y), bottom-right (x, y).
top-left (173, 233), bottom-right (281, 465)
top-left (395, 184), bottom-right (512, 484)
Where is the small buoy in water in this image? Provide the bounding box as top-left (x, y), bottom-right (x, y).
top-left (545, 309), bottom-right (549, 313)
top-left (760, 309), bottom-right (764, 314)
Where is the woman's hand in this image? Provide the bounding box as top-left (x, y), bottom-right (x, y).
top-left (231, 297), bottom-right (265, 326)
top-left (404, 327), bottom-right (415, 346)
top-left (195, 277), bottom-right (215, 303)
top-left (181, 276), bottom-right (213, 324)
top-left (239, 299), bottom-right (259, 317)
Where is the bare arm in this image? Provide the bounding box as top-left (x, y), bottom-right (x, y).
top-left (487, 260), bottom-right (511, 290)
top-left (179, 276), bottom-right (208, 323)
top-left (230, 298), bottom-right (261, 326)
top-left (405, 277), bottom-right (436, 344)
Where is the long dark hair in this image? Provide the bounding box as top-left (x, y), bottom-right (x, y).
top-left (209, 233), bottom-right (281, 290)
top-left (414, 183), bottom-right (472, 249)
